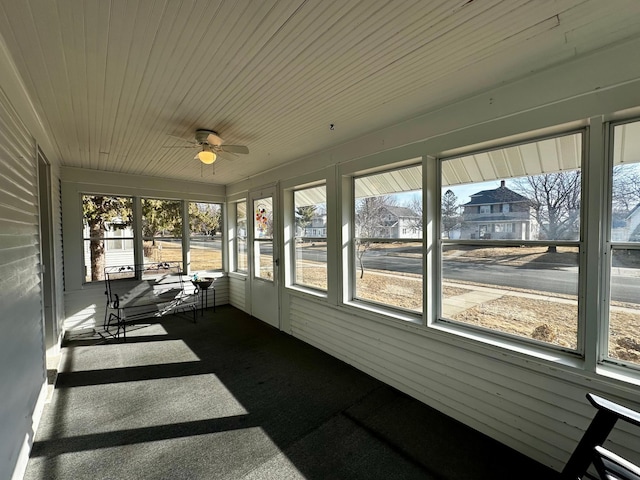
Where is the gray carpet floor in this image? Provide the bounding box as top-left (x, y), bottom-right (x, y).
top-left (25, 305), bottom-right (561, 479)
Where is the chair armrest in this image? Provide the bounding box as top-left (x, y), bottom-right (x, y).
top-left (587, 393), bottom-right (640, 428)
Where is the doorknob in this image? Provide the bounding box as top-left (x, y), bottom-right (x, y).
top-left (274, 258), bottom-right (280, 267)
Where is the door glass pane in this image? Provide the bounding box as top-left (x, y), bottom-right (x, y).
top-left (254, 240), bottom-right (274, 280)
top-left (254, 197), bottom-right (274, 280)
top-left (236, 201), bottom-right (247, 273)
top-left (254, 197), bottom-right (273, 239)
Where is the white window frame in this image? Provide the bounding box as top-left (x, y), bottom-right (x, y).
top-left (436, 129), bottom-right (586, 356)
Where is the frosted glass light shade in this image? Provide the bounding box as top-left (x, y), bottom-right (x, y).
top-left (197, 150), bottom-right (216, 164)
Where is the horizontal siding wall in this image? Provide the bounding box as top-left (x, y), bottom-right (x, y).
top-left (229, 275), bottom-right (248, 313)
top-left (0, 87), bottom-right (45, 480)
top-left (288, 294), bottom-right (640, 471)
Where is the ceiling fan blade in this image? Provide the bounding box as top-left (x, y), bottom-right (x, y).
top-left (167, 134), bottom-right (195, 144)
top-left (162, 145), bottom-right (198, 148)
top-left (219, 144), bottom-right (249, 154)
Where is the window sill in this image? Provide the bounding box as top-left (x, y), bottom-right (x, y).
top-left (287, 285), bottom-right (328, 299)
top-left (341, 299), bottom-right (423, 327)
top-left (596, 363), bottom-right (640, 389)
top-left (430, 320), bottom-right (585, 371)
top-left (228, 272), bottom-right (247, 281)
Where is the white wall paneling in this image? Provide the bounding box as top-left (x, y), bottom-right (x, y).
top-left (0, 86), bottom-right (46, 480)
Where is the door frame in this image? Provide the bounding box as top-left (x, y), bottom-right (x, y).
top-left (248, 185), bottom-right (280, 328)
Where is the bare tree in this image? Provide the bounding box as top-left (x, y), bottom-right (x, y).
top-left (513, 171), bottom-right (581, 251)
top-left (355, 195), bottom-right (393, 278)
top-left (441, 189), bottom-right (460, 239)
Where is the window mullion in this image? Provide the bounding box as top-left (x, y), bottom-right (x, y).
top-left (583, 119), bottom-right (606, 371)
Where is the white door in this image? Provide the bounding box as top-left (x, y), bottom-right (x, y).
top-left (249, 188), bottom-right (279, 328)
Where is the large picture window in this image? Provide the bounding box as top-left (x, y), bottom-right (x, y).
top-left (353, 164), bottom-right (422, 314)
top-left (82, 195), bottom-right (134, 282)
top-left (440, 132), bottom-right (583, 350)
top-left (189, 202), bottom-right (222, 271)
top-left (609, 120), bottom-right (640, 367)
top-left (293, 185), bottom-right (327, 291)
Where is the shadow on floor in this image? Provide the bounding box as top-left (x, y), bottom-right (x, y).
top-left (25, 305), bottom-right (562, 480)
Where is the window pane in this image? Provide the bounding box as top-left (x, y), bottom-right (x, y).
top-left (609, 249), bottom-right (640, 365)
top-left (442, 134), bottom-right (582, 241)
top-left (141, 199), bottom-right (183, 265)
top-left (189, 202), bottom-right (222, 271)
top-left (236, 201), bottom-right (247, 273)
top-left (441, 132), bottom-right (582, 348)
top-left (294, 185), bottom-right (327, 291)
top-left (82, 195), bottom-right (133, 282)
top-left (354, 240), bottom-right (422, 313)
top-left (442, 245), bottom-right (579, 348)
top-left (609, 120), bottom-right (640, 366)
top-left (353, 164), bottom-right (422, 313)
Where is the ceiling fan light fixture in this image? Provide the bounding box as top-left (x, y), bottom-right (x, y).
top-left (197, 146), bottom-right (216, 164)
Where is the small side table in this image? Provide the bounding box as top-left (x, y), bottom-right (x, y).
top-left (192, 279), bottom-right (216, 316)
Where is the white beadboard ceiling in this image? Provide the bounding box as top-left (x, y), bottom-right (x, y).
top-left (1, 0), bottom-right (640, 187)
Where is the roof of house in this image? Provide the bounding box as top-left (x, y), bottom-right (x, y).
top-left (383, 206), bottom-right (419, 218)
top-left (463, 184), bottom-right (529, 206)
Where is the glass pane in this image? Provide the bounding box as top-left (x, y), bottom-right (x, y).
top-left (254, 197), bottom-right (273, 239)
top-left (82, 194), bottom-right (133, 282)
top-left (189, 202), bottom-right (222, 271)
top-left (141, 199), bottom-right (182, 239)
top-left (83, 239), bottom-right (135, 283)
top-left (141, 198), bottom-right (183, 266)
top-left (353, 165), bottom-right (422, 312)
top-left (236, 201), bottom-right (247, 273)
top-left (354, 165), bottom-right (422, 240)
top-left (441, 245), bottom-right (579, 348)
top-left (254, 240), bottom-right (274, 280)
top-left (294, 185), bottom-right (327, 290)
top-left (143, 238), bottom-right (182, 264)
top-left (354, 240), bottom-right (422, 313)
top-left (442, 133), bottom-right (582, 241)
top-left (612, 122), bottom-right (640, 242)
top-left (609, 251), bottom-right (640, 366)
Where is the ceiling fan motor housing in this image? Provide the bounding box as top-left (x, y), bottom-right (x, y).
top-left (195, 129), bottom-right (222, 146)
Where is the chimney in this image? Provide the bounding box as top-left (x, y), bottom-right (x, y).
top-left (500, 180), bottom-right (505, 188)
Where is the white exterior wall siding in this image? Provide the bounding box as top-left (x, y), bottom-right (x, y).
top-left (0, 88), bottom-right (46, 480)
top-left (229, 275), bottom-right (248, 312)
top-left (288, 294), bottom-right (640, 471)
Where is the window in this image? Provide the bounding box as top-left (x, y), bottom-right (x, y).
top-left (440, 132), bottom-right (583, 350)
top-left (479, 205), bottom-right (490, 214)
top-left (235, 201), bottom-right (247, 273)
top-left (293, 185), bottom-right (327, 291)
top-left (189, 202), bottom-right (222, 271)
top-left (82, 195), bottom-right (134, 282)
top-left (353, 164), bottom-right (422, 314)
top-left (608, 120), bottom-right (640, 367)
top-left (141, 198), bottom-right (183, 265)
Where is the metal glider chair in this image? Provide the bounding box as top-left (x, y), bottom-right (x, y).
top-left (562, 393), bottom-right (640, 480)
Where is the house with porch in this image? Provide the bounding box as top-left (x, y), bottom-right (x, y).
top-left (461, 180), bottom-right (533, 240)
top-left (3, 2), bottom-right (640, 479)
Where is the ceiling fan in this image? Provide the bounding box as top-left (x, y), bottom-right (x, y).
top-left (166, 129), bottom-right (249, 165)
